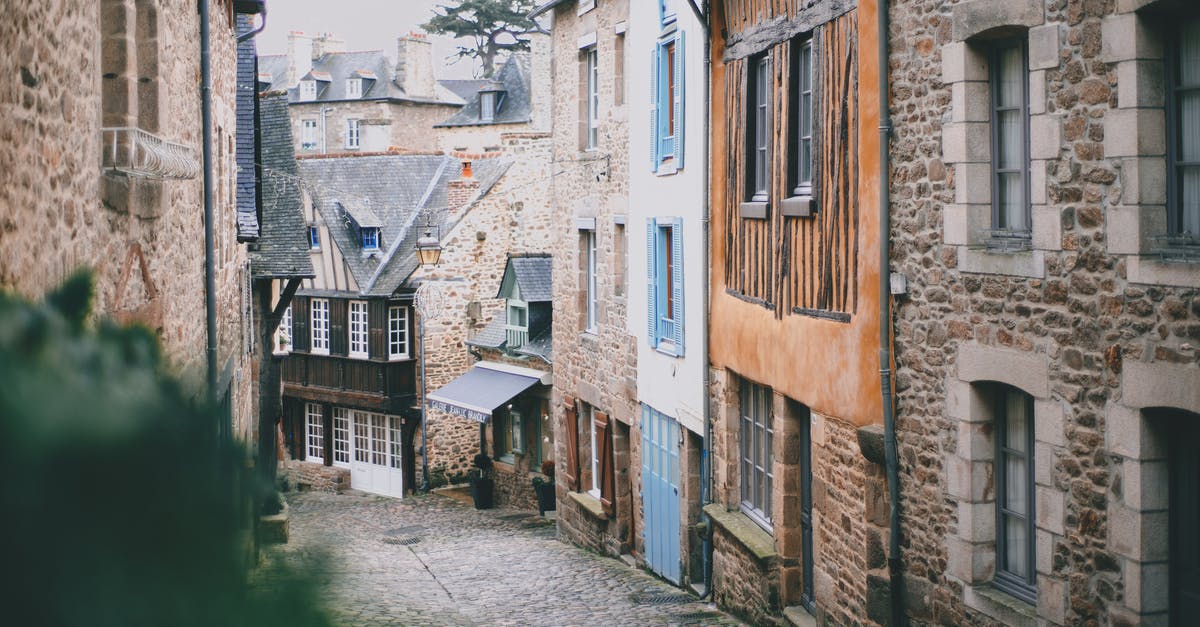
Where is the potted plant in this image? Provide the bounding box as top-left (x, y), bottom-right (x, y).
top-left (469, 453), bottom-right (494, 510)
top-left (531, 459), bottom-right (556, 516)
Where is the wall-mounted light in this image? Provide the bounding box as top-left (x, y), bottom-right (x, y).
top-left (415, 213), bottom-right (442, 266)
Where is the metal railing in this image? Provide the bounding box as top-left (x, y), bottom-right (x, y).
top-left (1150, 234), bottom-right (1200, 262)
top-left (101, 126), bottom-right (200, 179)
top-left (979, 228), bottom-right (1033, 253)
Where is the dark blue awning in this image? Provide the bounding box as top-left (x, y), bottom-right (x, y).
top-left (426, 365), bottom-right (542, 423)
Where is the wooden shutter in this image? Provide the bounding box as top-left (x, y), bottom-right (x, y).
top-left (292, 297), bottom-right (310, 352)
top-left (649, 45), bottom-right (659, 170)
top-left (646, 219), bottom-right (658, 347)
top-left (673, 30), bottom-right (685, 168)
top-left (563, 396), bottom-right (580, 491)
top-left (671, 217), bottom-right (685, 355)
top-left (330, 299), bottom-right (348, 356)
top-left (368, 299), bottom-right (386, 359)
top-left (597, 411), bottom-right (615, 518)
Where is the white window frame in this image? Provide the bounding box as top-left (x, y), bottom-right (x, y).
top-left (274, 305), bottom-right (292, 354)
top-left (300, 80), bottom-right (317, 101)
top-left (587, 405), bottom-right (601, 498)
top-left (739, 379), bottom-right (773, 531)
top-left (310, 298), bottom-right (330, 355)
top-left (388, 305), bottom-right (409, 360)
top-left (584, 229), bottom-right (598, 333)
top-left (480, 91), bottom-right (496, 122)
top-left (309, 225), bottom-right (321, 250)
top-left (348, 300), bottom-right (369, 359)
top-left (345, 78), bottom-right (362, 99)
top-left (586, 47), bottom-right (599, 150)
top-left (794, 37), bottom-right (814, 198)
top-left (346, 118), bottom-right (360, 149)
top-left (306, 402), bottom-right (324, 463)
top-left (301, 119), bottom-right (318, 151)
top-left (506, 299), bottom-right (529, 349)
top-left (331, 407), bottom-right (350, 467)
top-left (511, 408), bottom-right (524, 455)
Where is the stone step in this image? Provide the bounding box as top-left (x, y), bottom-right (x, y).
top-left (783, 605), bottom-right (816, 627)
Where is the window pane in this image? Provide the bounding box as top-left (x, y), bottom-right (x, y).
top-left (997, 172), bottom-right (1026, 230)
top-left (1005, 455), bottom-right (1028, 515)
top-left (997, 109), bottom-right (1022, 169)
top-left (1004, 515), bottom-right (1030, 577)
top-left (1183, 165), bottom-right (1200, 235)
top-left (1006, 391), bottom-right (1029, 454)
top-left (1181, 20), bottom-right (1200, 88)
top-left (996, 45), bottom-right (1023, 108)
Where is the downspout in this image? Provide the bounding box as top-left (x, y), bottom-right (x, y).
top-left (696, 0), bottom-right (715, 601)
top-left (876, 0), bottom-right (904, 624)
top-left (200, 0), bottom-right (218, 409)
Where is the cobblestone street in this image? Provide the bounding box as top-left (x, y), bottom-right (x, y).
top-left (265, 491), bottom-right (744, 626)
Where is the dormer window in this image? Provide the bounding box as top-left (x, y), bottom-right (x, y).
top-left (478, 82), bottom-right (505, 123)
top-left (346, 78), bottom-right (362, 99)
top-left (361, 226), bottom-right (379, 250)
top-left (300, 80), bottom-right (317, 101)
top-left (506, 300), bottom-right (528, 349)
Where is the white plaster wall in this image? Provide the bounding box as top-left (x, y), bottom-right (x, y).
top-left (626, 0), bottom-right (707, 436)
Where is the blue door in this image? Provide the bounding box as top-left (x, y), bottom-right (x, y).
top-left (642, 405), bottom-right (681, 584)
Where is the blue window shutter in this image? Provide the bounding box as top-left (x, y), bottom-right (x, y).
top-left (658, 0), bottom-right (665, 26)
top-left (674, 30), bottom-right (685, 168)
top-left (650, 46), bottom-right (659, 172)
top-left (671, 217), bottom-right (684, 355)
top-left (659, 44), bottom-right (673, 160)
top-left (646, 218), bottom-right (658, 347)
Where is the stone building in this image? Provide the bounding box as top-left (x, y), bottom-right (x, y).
top-left (1, 0), bottom-right (261, 438)
top-left (532, 0), bottom-right (641, 561)
top-left (259, 32), bottom-right (467, 155)
top-left (887, 0), bottom-right (1200, 624)
top-left (704, 0), bottom-right (890, 624)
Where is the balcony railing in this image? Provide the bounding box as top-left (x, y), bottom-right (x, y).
top-left (658, 316), bottom-right (676, 344)
top-left (506, 326), bottom-right (528, 349)
top-left (101, 127), bottom-right (200, 179)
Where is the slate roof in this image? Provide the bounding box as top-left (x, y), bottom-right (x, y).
top-left (258, 51), bottom-right (465, 106)
top-left (500, 253), bottom-right (553, 302)
top-left (465, 317), bottom-right (506, 350)
top-left (529, 0), bottom-right (572, 18)
top-left (297, 153), bottom-right (512, 296)
top-left (235, 15), bottom-right (260, 241)
top-left (440, 79), bottom-right (489, 101)
top-left (435, 54), bottom-right (533, 128)
top-left (250, 92), bottom-right (316, 279)
top-left (464, 314), bottom-right (552, 364)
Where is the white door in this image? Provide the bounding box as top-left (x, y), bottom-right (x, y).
top-left (349, 410), bottom-right (405, 499)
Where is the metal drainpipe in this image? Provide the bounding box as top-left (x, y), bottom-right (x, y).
top-left (200, 0), bottom-right (218, 409)
top-left (876, 0), bottom-right (905, 624)
top-left (697, 0), bottom-right (715, 602)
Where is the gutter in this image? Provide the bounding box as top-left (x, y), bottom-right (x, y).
top-left (201, 0), bottom-right (218, 410)
top-left (876, 0), bottom-right (904, 623)
top-left (698, 0), bottom-right (715, 601)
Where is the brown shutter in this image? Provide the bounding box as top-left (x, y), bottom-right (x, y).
top-left (597, 411), bottom-right (615, 517)
top-left (330, 299), bottom-right (348, 356)
top-left (369, 300), bottom-right (387, 359)
top-left (563, 396), bottom-right (580, 491)
top-left (292, 297), bottom-right (310, 352)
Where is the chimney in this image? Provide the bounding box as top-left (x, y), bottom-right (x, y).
top-left (528, 32), bottom-right (552, 131)
top-left (286, 31), bottom-right (313, 88)
top-left (446, 160), bottom-right (479, 216)
top-left (311, 32), bottom-right (345, 60)
top-left (395, 33), bottom-right (436, 100)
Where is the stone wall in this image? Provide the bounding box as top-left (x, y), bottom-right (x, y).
top-left (412, 131), bottom-right (554, 485)
top-left (282, 459), bottom-right (350, 493)
top-left (547, 0), bottom-right (638, 561)
top-left (288, 100), bottom-right (460, 155)
top-left (0, 0), bottom-right (256, 441)
top-left (888, 0), bottom-right (1200, 624)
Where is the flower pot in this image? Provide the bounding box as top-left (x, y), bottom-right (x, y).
top-left (533, 481), bottom-right (556, 516)
top-left (470, 476), bottom-right (494, 510)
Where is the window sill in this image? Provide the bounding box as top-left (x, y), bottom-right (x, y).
top-left (740, 201), bottom-right (769, 220)
top-left (963, 584), bottom-right (1038, 626)
top-left (957, 246), bottom-right (1045, 279)
top-left (655, 158), bottom-right (679, 176)
top-left (654, 341), bottom-right (680, 358)
top-left (1127, 254), bottom-right (1200, 288)
top-left (780, 195), bottom-right (815, 217)
top-left (703, 503), bottom-right (776, 563)
top-left (568, 490), bottom-right (607, 520)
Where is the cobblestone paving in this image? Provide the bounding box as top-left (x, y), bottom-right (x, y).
top-left (265, 490), bottom-right (745, 627)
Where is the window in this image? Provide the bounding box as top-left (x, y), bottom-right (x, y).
top-left (345, 78), bottom-right (362, 98)
top-left (301, 119), bottom-right (318, 151)
top-left (348, 300), bottom-right (368, 358)
top-left (506, 300), bottom-right (528, 349)
top-left (650, 32), bottom-right (685, 171)
top-left (748, 54), bottom-right (771, 203)
top-left (989, 40), bottom-right (1031, 247)
top-left (583, 229), bottom-right (597, 332)
top-left (310, 298), bottom-right (329, 354)
top-left (300, 80), bottom-right (317, 101)
top-left (739, 379), bottom-right (773, 530)
top-left (305, 403), bottom-right (324, 463)
top-left (646, 217), bottom-right (684, 354)
top-left (994, 385), bottom-right (1036, 604)
top-left (275, 305), bottom-right (292, 353)
top-left (793, 37), bottom-right (814, 198)
top-left (614, 221), bottom-right (626, 296)
top-left (538, 400), bottom-right (553, 466)
top-left (309, 225), bottom-right (320, 249)
top-left (361, 226), bottom-right (379, 250)
top-left (658, 0), bottom-right (677, 27)
top-left (586, 48), bottom-right (599, 150)
top-left (346, 118), bottom-right (360, 149)
top-left (587, 404), bottom-right (602, 498)
top-left (332, 407), bottom-right (350, 466)
top-left (511, 409), bottom-right (524, 455)
top-left (1168, 18), bottom-right (1200, 239)
top-left (388, 305), bottom-right (409, 360)
top-left (481, 91), bottom-right (496, 122)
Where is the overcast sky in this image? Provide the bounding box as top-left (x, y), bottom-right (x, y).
top-left (257, 0), bottom-right (482, 79)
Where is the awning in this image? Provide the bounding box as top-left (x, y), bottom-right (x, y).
top-left (426, 363), bottom-right (545, 423)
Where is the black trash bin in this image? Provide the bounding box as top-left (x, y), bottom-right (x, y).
top-left (470, 476), bottom-right (494, 510)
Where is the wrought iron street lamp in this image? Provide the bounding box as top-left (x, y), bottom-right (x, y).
top-left (414, 222), bottom-right (445, 493)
